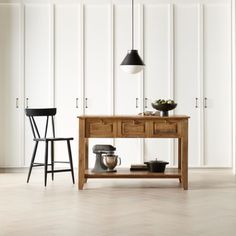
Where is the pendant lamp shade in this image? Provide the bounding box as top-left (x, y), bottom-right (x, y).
top-left (120, 50), bottom-right (145, 74)
top-left (120, 0), bottom-right (145, 74)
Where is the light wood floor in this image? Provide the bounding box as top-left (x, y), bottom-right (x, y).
top-left (0, 169), bottom-right (236, 236)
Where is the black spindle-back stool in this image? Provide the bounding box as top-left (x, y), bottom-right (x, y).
top-left (25, 108), bottom-right (75, 186)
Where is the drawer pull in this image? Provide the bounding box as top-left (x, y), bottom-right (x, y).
top-left (16, 98), bottom-right (19, 108)
top-left (85, 98), bottom-right (88, 108)
top-left (204, 97), bottom-right (207, 108)
top-left (101, 120), bottom-right (107, 125)
top-left (145, 98), bottom-right (148, 108)
top-left (26, 98), bottom-right (29, 108)
top-left (76, 98), bottom-right (79, 108)
top-left (136, 98), bottom-right (139, 108)
top-left (195, 98), bottom-right (198, 108)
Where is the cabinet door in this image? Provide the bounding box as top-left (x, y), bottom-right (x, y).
top-left (24, 4), bottom-right (53, 165)
top-left (174, 4), bottom-right (200, 166)
top-left (84, 3), bottom-right (112, 115)
top-left (143, 4), bottom-right (172, 164)
top-left (54, 4), bottom-right (81, 167)
top-left (114, 3), bottom-right (142, 167)
top-left (0, 4), bottom-right (22, 167)
top-left (84, 3), bottom-right (113, 167)
top-left (204, 3), bottom-right (231, 167)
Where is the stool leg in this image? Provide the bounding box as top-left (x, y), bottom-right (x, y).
top-left (51, 141), bottom-right (54, 181)
top-left (27, 141), bottom-right (39, 183)
top-left (44, 141), bottom-right (49, 187)
top-left (67, 140), bottom-right (75, 184)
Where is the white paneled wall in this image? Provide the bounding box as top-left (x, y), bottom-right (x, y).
top-left (0, 4), bottom-right (22, 166)
top-left (84, 2), bottom-right (112, 115)
top-left (203, 3), bottom-right (231, 166)
top-left (25, 4), bottom-right (53, 108)
top-left (174, 4), bottom-right (200, 166)
top-left (24, 3), bottom-right (54, 165)
top-left (54, 4), bottom-right (81, 163)
top-left (84, 1), bottom-right (114, 167)
top-left (144, 4), bottom-right (173, 164)
top-left (0, 0), bottom-right (233, 170)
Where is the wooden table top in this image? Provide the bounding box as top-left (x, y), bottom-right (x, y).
top-left (77, 115), bottom-right (190, 119)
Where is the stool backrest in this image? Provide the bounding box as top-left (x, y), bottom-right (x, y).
top-left (25, 108), bottom-right (56, 139)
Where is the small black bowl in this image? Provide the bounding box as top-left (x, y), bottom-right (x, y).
top-left (151, 103), bottom-right (177, 116)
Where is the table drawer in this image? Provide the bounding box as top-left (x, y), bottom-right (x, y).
top-left (152, 121), bottom-right (179, 136)
top-left (86, 119), bottom-right (115, 137)
top-left (118, 120), bottom-right (147, 137)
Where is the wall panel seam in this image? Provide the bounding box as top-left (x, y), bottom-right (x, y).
top-left (169, 3), bottom-right (175, 166)
top-left (20, 2), bottom-right (25, 167)
top-left (139, 2), bottom-right (144, 163)
top-left (198, 3), bottom-right (204, 167)
top-left (111, 3), bottom-right (114, 116)
top-left (51, 3), bottom-right (55, 108)
top-left (231, 0), bottom-right (236, 174)
top-left (81, 2), bottom-right (85, 115)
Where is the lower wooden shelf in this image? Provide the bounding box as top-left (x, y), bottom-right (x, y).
top-left (85, 168), bottom-right (181, 179)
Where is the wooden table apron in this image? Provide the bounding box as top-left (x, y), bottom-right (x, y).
top-left (78, 116), bottom-right (189, 190)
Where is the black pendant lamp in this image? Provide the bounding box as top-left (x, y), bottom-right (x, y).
top-left (120, 0), bottom-right (145, 74)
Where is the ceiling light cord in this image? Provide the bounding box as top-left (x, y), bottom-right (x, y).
top-left (132, 0), bottom-right (134, 50)
top-left (120, 0), bottom-right (145, 74)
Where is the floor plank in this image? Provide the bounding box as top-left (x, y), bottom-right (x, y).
top-left (0, 169), bottom-right (236, 236)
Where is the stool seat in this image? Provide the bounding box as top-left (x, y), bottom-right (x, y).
top-left (25, 108), bottom-right (75, 186)
top-left (34, 137), bottom-right (74, 141)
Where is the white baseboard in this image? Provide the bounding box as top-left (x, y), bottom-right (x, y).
top-left (0, 167), bottom-right (78, 173)
top-left (0, 167), bottom-right (28, 173)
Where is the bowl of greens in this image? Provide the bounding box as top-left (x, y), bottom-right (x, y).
top-left (151, 99), bottom-right (177, 116)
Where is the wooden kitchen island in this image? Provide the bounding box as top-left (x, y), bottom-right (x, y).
top-left (78, 115), bottom-right (189, 190)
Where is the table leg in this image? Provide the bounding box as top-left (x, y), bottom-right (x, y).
top-left (178, 138), bottom-right (182, 183)
top-left (178, 138), bottom-right (181, 169)
top-left (181, 120), bottom-right (188, 190)
top-left (84, 138), bottom-right (88, 183)
top-left (79, 119), bottom-right (86, 190)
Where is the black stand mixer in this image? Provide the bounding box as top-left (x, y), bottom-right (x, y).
top-left (92, 145), bottom-right (116, 173)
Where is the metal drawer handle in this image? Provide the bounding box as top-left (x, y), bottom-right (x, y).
top-left (195, 98), bottom-right (198, 108)
top-left (76, 98), bottom-right (79, 108)
top-left (26, 98), bottom-right (29, 108)
top-left (204, 97), bottom-right (207, 108)
top-left (145, 98), bottom-right (148, 108)
top-left (136, 98), bottom-right (138, 108)
top-left (16, 98), bottom-right (19, 108)
top-left (133, 120), bottom-right (140, 125)
top-left (85, 98), bottom-right (88, 108)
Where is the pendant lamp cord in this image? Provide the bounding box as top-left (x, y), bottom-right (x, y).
top-left (132, 0), bottom-right (134, 49)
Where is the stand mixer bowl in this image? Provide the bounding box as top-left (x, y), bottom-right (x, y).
top-left (103, 155), bottom-right (121, 172)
